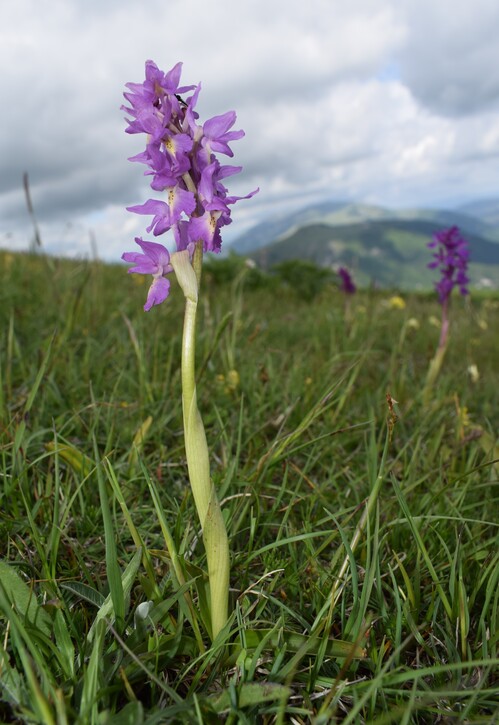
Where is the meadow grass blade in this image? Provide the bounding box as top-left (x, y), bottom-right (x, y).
top-left (79, 619), bottom-right (105, 723)
top-left (86, 548), bottom-right (141, 643)
top-left (0, 585), bottom-right (60, 724)
top-left (16, 484), bottom-right (52, 582)
top-left (104, 456), bottom-right (159, 596)
top-left (391, 475), bottom-right (453, 620)
top-left (142, 458), bottom-right (206, 651)
top-left (255, 372), bottom-right (356, 474)
top-left (211, 395), bottom-right (245, 502)
top-left (208, 681), bottom-right (292, 715)
top-left (196, 310), bottom-right (233, 382)
top-left (12, 641), bottom-right (56, 725)
top-left (45, 429), bottom-right (78, 579)
top-left (127, 414), bottom-right (153, 476)
top-left (52, 609), bottom-right (75, 681)
top-left (122, 313), bottom-right (153, 406)
top-left (312, 420), bottom-right (389, 632)
top-left (0, 351), bottom-right (5, 424)
top-left (93, 436), bottom-right (125, 634)
top-left (12, 330), bottom-right (55, 475)
top-left (0, 561), bottom-right (51, 636)
top-left (105, 620), bottom-right (184, 705)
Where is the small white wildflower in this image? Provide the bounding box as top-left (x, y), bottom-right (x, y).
top-left (406, 317), bottom-right (420, 330)
top-left (467, 364), bottom-right (479, 383)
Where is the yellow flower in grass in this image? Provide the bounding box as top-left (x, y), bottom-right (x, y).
top-left (3, 253), bottom-right (14, 271)
top-left (388, 295), bottom-right (406, 309)
top-left (217, 370), bottom-right (240, 394)
top-left (428, 315), bottom-right (441, 328)
top-left (226, 369), bottom-right (240, 392)
top-left (455, 396), bottom-right (472, 441)
top-left (406, 317), bottom-right (420, 330)
top-left (460, 406), bottom-right (470, 427)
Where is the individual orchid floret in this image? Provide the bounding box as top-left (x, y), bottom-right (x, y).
top-left (338, 266), bottom-right (356, 295)
top-left (127, 188), bottom-right (196, 236)
top-left (201, 111), bottom-right (245, 157)
top-left (122, 238), bottom-right (173, 311)
top-left (188, 210), bottom-right (223, 253)
top-left (427, 226), bottom-right (470, 304)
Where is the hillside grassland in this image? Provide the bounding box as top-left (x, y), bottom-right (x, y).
top-left (247, 219), bottom-right (499, 291)
top-left (0, 250), bottom-right (498, 723)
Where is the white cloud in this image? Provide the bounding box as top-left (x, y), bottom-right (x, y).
top-left (0, 0), bottom-right (498, 260)
top-left (396, 0), bottom-right (499, 116)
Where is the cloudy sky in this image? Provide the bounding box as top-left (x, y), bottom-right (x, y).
top-left (2, 0), bottom-right (499, 260)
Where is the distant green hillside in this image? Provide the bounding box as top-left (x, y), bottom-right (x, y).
top-left (249, 218), bottom-right (499, 290)
top-left (457, 198), bottom-right (499, 230)
top-left (232, 200), bottom-right (499, 257)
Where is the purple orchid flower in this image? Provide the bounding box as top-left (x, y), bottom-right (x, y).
top-left (338, 266), bottom-right (356, 295)
top-left (428, 226), bottom-right (470, 304)
top-left (122, 60), bottom-right (258, 308)
top-left (427, 226), bottom-right (470, 351)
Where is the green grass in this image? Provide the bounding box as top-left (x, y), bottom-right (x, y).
top-left (0, 250), bottom-right (498, 723)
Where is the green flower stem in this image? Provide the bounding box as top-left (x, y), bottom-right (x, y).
top-left (438, 299), bottom-right (450, 351)
top-left (171, 248), bottom-right (230, 640)
top-left (423, 300), bottom-right (449, 404)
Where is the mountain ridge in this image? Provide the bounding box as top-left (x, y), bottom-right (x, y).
top-left (230, 201), bottom-right (499, 289)
top-left (232, 200), bottom-right (499, 255)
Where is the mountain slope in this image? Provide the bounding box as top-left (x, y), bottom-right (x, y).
top-left (247, 218), bottom-right (499, 290)
top-left (457, 198), bottom-right (499, 230)
top-left (232, 200), bottom-right (499, 256)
